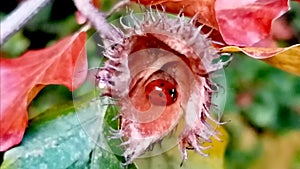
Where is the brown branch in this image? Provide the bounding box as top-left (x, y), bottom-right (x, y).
top-left (0, 0), bottom-right (51, 45)
top-left (73, 0), bottom-right (124, 42)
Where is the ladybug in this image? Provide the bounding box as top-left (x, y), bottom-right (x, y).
top-left (145, 79), bottom-right (177, 106)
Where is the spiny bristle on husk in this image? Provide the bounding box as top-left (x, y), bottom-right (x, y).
top-left (97, 8), bottom-right (230, 165)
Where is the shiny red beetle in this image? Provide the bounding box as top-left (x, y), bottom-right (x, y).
top-left (145, 79), bottom-right (177, 106)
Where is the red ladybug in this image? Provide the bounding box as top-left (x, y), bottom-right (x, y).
top-left (145, 79), bottom-right (177, 106)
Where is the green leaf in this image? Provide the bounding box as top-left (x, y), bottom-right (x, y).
top-left (0, 31), bottom-right (30, 58)
top-left (1, 98), bottom-right (136, 169)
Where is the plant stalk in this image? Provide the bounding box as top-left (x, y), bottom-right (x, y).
top-left (0, 0), bottom-right (51, 45)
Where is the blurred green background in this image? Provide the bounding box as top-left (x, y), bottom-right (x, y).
top-left (1, 0), bottom-right (300, 169)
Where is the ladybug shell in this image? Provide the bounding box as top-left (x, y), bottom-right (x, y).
top-left (145, 79), bottom-right (177, 106)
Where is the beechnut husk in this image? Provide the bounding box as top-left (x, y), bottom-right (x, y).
top-left (96, 10), bottom-right (230, 165)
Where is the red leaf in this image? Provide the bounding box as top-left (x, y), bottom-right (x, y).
top-left (0, 32), bottom-right (87, 151)
top-left (215, 0), bottom-right (289, 46)
top-left (272, 17), bottom-right (293, 41)
top-left (132, 0), bottom-right (218, 29)
top-left (132, 0), bottom-right (290, 47)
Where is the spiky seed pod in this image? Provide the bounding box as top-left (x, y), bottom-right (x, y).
top-left (97, 10), bottom-right (230, 165)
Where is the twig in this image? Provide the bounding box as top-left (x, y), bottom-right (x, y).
top-left (0, 0), bottom-right (51, 46)
top-left (106, 0), bottom-right (130, 19)
top-left (73, 0), bottom-right (124, 42)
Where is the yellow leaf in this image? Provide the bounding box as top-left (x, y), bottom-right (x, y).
top-left (250, 131), bottom-right (300, 169)
top-left (220, 44), bottom-right (300, 76)
top-left (134, 126), bottom-right (228, 169)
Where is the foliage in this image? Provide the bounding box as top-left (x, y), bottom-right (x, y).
top-left (0, 0), bottom-right (300, 169)
top-left (0, 32), bottom-right (87, 151)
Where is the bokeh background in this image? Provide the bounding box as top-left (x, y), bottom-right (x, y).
top-left (1, 0), bottom-right (300, 169)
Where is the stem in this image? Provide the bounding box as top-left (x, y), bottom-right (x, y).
top-left (73, 0), bottom-right (123, 42)
top-left (0, 0), bottom-right (51, 46)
